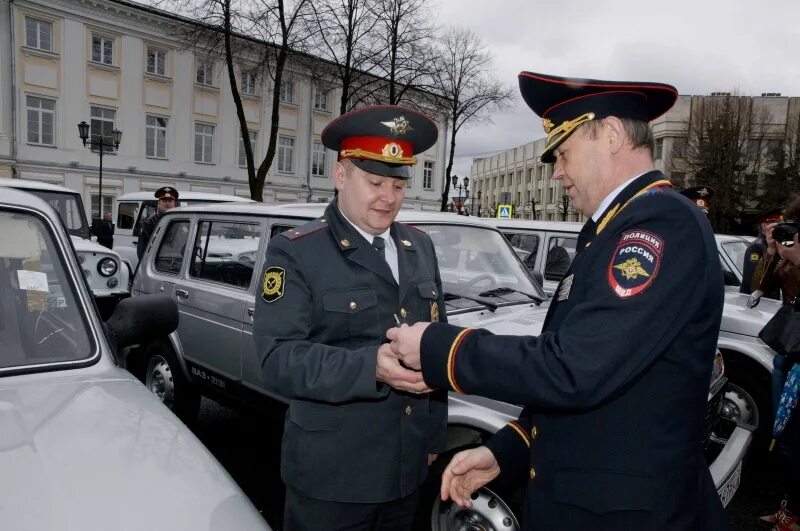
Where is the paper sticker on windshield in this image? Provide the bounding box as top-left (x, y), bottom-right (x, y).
top-left (17, 270), bottom-right (49, 292)
top-left (608, 230), bottom-right (663, 298)
top-left (261, 267), bottom-right (285, 303)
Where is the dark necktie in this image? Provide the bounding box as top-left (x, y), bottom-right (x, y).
top-left (576, 218), bottom-right (597, 254)
top-left (372, 236), bottom-right (386, 260)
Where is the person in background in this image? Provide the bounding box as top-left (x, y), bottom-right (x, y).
top-left (136, 187), bottom-right (178, 260)
top-left (679, 185), bottom-right (714, 216)
top-left (742, 208), bottom-right (784, 297)
top-left (92, 211), bottom-right (114, 249)
top-left (254, 105), bottom-right (447, 531)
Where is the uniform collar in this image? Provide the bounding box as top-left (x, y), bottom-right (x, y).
top-left (338, 207), bottom-right (391, 245)
top-left (591, 173), bottom-right (643, 222)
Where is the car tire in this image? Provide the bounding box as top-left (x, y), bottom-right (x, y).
top-left (143, 341), bottom-right (201, 422)
top-left (721, 355), bottom-right (771, 463)
top-left (414, 449), bottom-right (521, 531)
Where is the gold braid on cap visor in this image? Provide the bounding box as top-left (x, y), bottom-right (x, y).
top-left (340, 144), bottom-right (417, 165)
top-left (542, 112), bottom-right (596, 154)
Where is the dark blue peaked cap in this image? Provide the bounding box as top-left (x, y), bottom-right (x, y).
top-left (518, 71), bottom-right (678, 163)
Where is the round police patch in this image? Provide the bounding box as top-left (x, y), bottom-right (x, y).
top-left (607, 230), bottom-right (663, 298)
top-left (262, 266), bottom-right (285, 303)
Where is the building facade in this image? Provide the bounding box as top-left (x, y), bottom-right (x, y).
top-left (471, 93), bottom-right (800, 220)
top-left (1, 0), bottom-right (448, 218)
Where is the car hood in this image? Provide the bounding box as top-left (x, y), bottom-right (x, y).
top-left (0, 373), bottom-right (268, 531)
top-left (722, 291), bottom-right (782, 338)
top-left (69, 235), bottom-right (115, 255)
top-left (448, 302), bottom-right (549, 335)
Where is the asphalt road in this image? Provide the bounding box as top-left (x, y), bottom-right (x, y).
top-left (192, 397), bottom-right (779, 531)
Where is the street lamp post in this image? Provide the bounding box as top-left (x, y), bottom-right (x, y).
top-left (78, 121), bottom-right (122, 222)
top-left (450, 175), bottom-right (470, 215)
top-left (476, 190), bottom-right (482, 217)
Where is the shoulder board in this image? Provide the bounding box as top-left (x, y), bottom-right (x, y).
top-left (280, 218), bottom-right (329, 241)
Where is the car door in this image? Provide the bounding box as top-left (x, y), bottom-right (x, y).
top-left (174, 216), bottom-right (263, 384)
top-left (240, 218), bottom-right (303, 396)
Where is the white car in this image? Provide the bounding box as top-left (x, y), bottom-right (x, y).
top-left (115, 191), bottom-right (254, 270)
top-left (0, 179), bottom-right (130, 311)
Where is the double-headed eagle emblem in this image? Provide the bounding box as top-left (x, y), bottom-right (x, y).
top-left (612, 258), bottom-right (650, 280)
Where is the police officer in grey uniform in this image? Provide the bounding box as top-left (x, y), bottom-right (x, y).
top-left (254, 105), bottom-right (447, 531)
top-left (136, 187), bottom-right (178, 260)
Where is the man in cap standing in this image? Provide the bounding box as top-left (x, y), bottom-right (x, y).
top-left (136, 186), bottom-right (178, 260)
top-left (741, 207), bottom-right (783, 296)
top-left (254, 105), bottom-right (447, 531)
top-left (387, 72), bottom-right (729, 530)
top-left (679, 185), bottom-right (715, 216)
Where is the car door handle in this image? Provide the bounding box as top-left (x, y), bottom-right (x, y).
top-left (247, 307), bottom-right (255, 317)
top-left (175, 289), bottom-right (189, 299)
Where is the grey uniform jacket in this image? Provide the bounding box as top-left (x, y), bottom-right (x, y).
top-left (254, 200), bottom-right (448, 503)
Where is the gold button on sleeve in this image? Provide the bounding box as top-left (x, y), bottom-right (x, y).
top-left (349, 301), bottom-right (357, 310)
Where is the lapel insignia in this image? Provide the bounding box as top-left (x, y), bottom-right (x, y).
top-left (557, 274), bottom-right (574, 301)
top-left (430, 301), bottom-right (440, 322)
top-left (341, 239), bottom-right (350, 247)
top-left (261, 266), bottom-right (285, 303)
top-left (401, 239), bottom-right (412, 247)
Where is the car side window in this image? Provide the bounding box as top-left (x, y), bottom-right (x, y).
top-left (503, 231), bottom-right (539, 271)
top-left (154, 220), bottom-right (190, 275)
top-left (133, 201), bottom-right (157, 237)
top-left (190, 220), bottom-right (261, 289)
top-left (117, 202), bottom-right (138, 230)
top-left (544, 236), bottom-right (577, 281)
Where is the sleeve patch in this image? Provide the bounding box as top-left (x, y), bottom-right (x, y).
top-left (607, 230), bottom-right (663, 298)
top-left (750, 252), bottom-right (760, 262)
top-left (261, 266), bottom-right (285, 303)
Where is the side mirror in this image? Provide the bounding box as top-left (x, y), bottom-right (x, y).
top-left (105, 294), bottom-right (178, 349)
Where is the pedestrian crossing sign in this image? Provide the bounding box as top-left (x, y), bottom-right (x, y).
top-left (497, 204), bottom-right (513, 219)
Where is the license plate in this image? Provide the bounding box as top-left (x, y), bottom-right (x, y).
top-left (717, 460), bottom-right (742, 508)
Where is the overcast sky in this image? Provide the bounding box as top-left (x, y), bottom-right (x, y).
top-left (432, 0), bottom-right (800, 177)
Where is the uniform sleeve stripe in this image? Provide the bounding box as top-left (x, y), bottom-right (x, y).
top-left (446, 328), bottom-right (474, 393)
top-left (508, 421), bottom-right (531, 448)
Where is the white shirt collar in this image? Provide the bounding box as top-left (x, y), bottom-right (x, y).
top-left (591, 173), bottom-right (646, 222)
top-left (338, 208), bottom-right (392, 245)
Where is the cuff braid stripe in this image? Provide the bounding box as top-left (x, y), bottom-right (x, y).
top-left (508, 421), bottom-right (531, 448)
top-left (446, 328), bottom-right (474, 393)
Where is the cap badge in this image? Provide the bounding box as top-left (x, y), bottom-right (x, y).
top-left (382, 142), bottom-right (405, 160)
top-left (381, 116), bottom-right (412, 136)
top-left (698, 188), bottom-right (709, 197)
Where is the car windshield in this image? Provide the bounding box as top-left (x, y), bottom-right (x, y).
top-left (416, 224), bottom-right (545, 311)
top-left (0, 209), bottom-right (94, 374)
top-left (721, 240), bottom-right (747, 276)
top-left (20, 190), bottom-right (91, 240)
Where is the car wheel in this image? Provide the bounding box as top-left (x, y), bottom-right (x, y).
top-left (415, 450), bottom-right (521, 531)
top-left (144, 341), bottom-right (200, 422)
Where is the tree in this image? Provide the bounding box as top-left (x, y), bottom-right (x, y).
top-left (761, 111), bottom-right (800, 211)
top-left (429, 27), bottom-right (513, 211)
top-left (671, 94), bottom-right (772, 233)
top-left (557, 193), bottom-right (574, 221)
top-left (309, 0), bottom-right (382, 114)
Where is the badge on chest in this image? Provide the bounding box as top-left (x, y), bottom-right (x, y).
top-left (608, 230), bottom-right (663, 298)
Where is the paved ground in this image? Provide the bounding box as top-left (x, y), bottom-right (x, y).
top-left (192, 397), bottom-right (778, 531)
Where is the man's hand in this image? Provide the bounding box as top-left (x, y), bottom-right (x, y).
top-left (440, 446), bottom-right (501, 507)
top-left (765, 223), bottom-right (778, 256)
top-left (777, 234), bottom-right (800, 266)
top-left (746, 289), bottom-right (763, 309)
top-left (386, 322), bottom-right (430, 371)
top-left (375, 343), bottom-right (433, 394)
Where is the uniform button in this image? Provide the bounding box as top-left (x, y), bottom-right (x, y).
top-left (531, 426), bottom-right (538, 439)
top-left (529, 467), bottom-right (536, 480)
top-left (349, 301), bottom-right (357, 310)
top-left (400, 308), bottom-right (407, 318)
top-left (404, 405), bottom-right (412, 416)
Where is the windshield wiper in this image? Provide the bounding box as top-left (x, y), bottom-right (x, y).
top-left (478, 286), bottom-right (544, 304)
top-left (443, 291), bottom-right (498, 312)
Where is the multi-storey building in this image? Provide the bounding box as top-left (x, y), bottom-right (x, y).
top-left (0, 0), bottom-right (448, 218)
top-left (471, 94), bottom-right (800, 220)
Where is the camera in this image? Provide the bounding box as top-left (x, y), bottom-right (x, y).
top-left (772, 220), bottom-right (800, 246)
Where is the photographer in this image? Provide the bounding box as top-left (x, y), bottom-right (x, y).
top-left (753, 197), bottom-right (800, 530)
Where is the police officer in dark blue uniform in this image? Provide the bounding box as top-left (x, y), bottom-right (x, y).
top-left (254, 105), bottom-right (447, 531)
top-left (136, 186), bottom-right (178, 260)
top-left (388, 72), bottom-right (729, 530)
top-left (679, 185), bottom-right (714, 216)
top-left (741, 207), bottom-right (783, 296)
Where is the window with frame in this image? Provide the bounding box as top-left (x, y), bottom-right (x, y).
top-left (196, 60), bottom-right (214, 86)
top-left (91, 34), bottom-right (114, 65)
top-left (654, 138), bottom-right (664, 159)
top-left (194, 123), bottom-right (215, 163)
top-left (279, 80), bottom-right (294, 103)
top-left (311, 141), bottom-right (326, 177)
top-left (503, 231), bottom-right (539, 271)
top-left (277, 136), bottom-right (295, 173)
top-left (117, 202), bottom-right (139, 230)
top-left (423, 161), bottom-right (434, 190)
top-left (25, 17), bottom-right (52, 52)
top-left (26, 95), bottom-right (55, 146)
top-left (239, 131), bottom-right (258, 167)
top-left (89, 106), bottom-right (116, 149)
top-left (154, 220), bottom-right (190, 275)
top-left (190, 220), bottom-right (261, 288)
top-left (544, 236), bottom-right (577, 281)
top-left (146, 47), bottom-right (167, 76)
top-left (90, 194), bottom-right (114, 219)
top-left (314, 87), bottom-right (328, 111)
top-left (146, 115), bottom-right (168, 159)
top-left (241, 70), bottom-right (257, 95)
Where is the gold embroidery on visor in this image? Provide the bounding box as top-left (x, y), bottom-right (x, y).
top-left (340, 147), bottom-right (417, 165)
top-left (543, 112), bottom-right (596, 156)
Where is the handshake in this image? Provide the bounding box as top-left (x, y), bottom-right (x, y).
top-left (376, 321), bottom-right (434, 394)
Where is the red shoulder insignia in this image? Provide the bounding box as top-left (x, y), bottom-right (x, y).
top-left (280, 218), bottom-right (329, 241)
